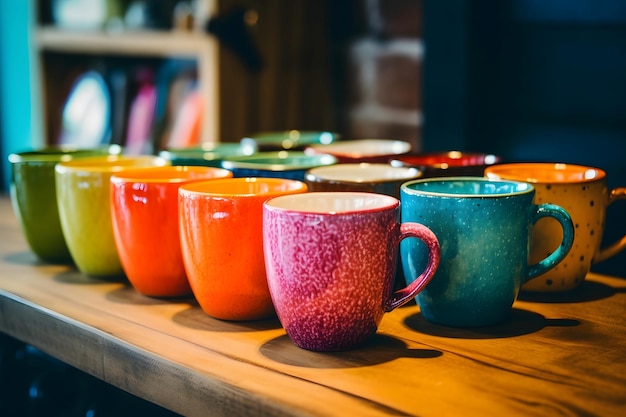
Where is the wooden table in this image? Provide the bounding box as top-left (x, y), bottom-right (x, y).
top-left (1, 195), bottom-right (625, 416)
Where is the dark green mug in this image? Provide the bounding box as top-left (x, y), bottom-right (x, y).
top-left (9, 145), bottom-right (120, 263)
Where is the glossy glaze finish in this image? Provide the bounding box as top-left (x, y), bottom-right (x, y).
top-left (55, 155), bottom-right (169, 277)
top-left (221, 151), bottom-right (337, 181)
top-left (8, 147), bottom-right (118, 263)
top-left (110, 166), bottom-right (232, 297)
top-left (391, 151), bottom-right (501, 177)
top-left (305, 163), bottom-right (422, 198)
top-left (263, 192), bottom-right (440, 351)
top-left (240, 130), bottom-right (339, 152)
top-left (305, 139), bottom-right (412, 163)
top-left (485, 162), bottom-right (626, 292)
top-left (179, 177), bottom-right (308, 320)
top-left (401, 177), bottom-right (574, 327)
top-left (159, 143), bottom-right (251, 167)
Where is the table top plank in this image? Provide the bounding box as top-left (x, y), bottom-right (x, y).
top-left (1, 195), bottom-right (625, 417)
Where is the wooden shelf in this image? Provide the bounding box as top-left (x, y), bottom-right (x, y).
top-left (2, 195), bottom-right (626, 416)
top-left (34, 18), bottom-right (219, 146)
top-left (36, 27), bottom-right (215, 58)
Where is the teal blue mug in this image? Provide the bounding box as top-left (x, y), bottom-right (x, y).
top-left (400, 177), bottom-right (574, 327)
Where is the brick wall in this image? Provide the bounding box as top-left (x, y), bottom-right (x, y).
top-left (343, 0), bottom-right (423, 151)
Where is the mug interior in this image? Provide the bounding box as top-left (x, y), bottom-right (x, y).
top-left (265, 192), bottom-right (398, 213)
top-left (402, 177), bottom-right (533, 197)
top-left (306, 163), bottom-right (421, 183)
top-left (485, 163), bottom-right (605, 183)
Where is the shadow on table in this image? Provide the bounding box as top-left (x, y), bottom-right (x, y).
top-left (171, 304), bottom-right (282, 333)
top-left (3, 250), bottom-right (43, 265)
top-left (104, 285), bottom-right (194, 306)
top-left (260, 333), bottom-right (442, 368)
top-left (518, 280), bottom-right (619, 303)
top-left (404, 308), bottom-right (580, 339)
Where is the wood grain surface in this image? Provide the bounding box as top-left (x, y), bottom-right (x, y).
top-left (1, 195), bottom-right (625, 417)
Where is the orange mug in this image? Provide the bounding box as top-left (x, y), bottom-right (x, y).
top-left (110, 166), bottom-right (233, 297)
top-left (179, 177), bottom-right (308, 320)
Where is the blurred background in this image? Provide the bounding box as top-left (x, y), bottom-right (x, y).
top-left (1, 0), bottom-right (624, 267)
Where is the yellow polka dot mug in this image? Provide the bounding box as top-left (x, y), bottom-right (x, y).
top-left (485, 163), bottom-right (626, 292)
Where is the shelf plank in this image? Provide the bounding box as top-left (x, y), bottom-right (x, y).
top-left (36, 27), bottom-right (216, 58)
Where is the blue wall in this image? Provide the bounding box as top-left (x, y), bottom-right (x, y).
top-left (0, 1), bottom-right (43, 192)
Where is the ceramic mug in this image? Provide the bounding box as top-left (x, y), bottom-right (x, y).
top-left (390, 151), bottom-right (501, 177)
top-left (485, 163), bottom-right (626, 291)
top-left (110, 166), bottom-right (233, 297)
top-left (305, 139), bottom-right (412, 163)
top-left (220, 151), bottom-right (337, 181)
top-left (305, 163), bottom-right (423, 289)
top-left (305, 163), bottom-right (422, 197)
top-left (263, 192), bottom-right (441, 351)
top-left (159, 142), bottom-right (251, 167)
top-left (8, 146), bottom-right (119, 263)
top-left (179, 177), bottom-right (308, 320)
top-left (55, 155), bottom-right (169, 277)
top-left (240, 130), bottom-right (339, 152)
top-left (401, 177), bottom-right (574, 327)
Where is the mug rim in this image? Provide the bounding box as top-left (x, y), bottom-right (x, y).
top-left (264, 191), bottom-right (399, 214)
top-left (221, 151), bottom-right (337, 171)
top-left (306, 163), bottom-right (422, 184)
top-left (484, 162), bottom-right (606, 184)
top-left (159, 143), bottom-right (250, 160)
top-left (390, 151), bottom-right (501, 168)
top-left (110, 166), bottom-right (232, 184)
top-left (401, 176), bottom-right (534, 198)
top-left (305, 139), bottom-right (411, 158)
top-left (8, 145), bottom-right (121, 163)
top-left (55, 155), bottom-right (168, 173)
top-left (179, 177), bottom-right (307, 197)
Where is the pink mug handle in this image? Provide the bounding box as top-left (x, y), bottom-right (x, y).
top-left (385, 223), bottom-right (440, 312)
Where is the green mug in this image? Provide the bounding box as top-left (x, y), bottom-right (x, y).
top-left (9, 146), bottom-right (120, 263)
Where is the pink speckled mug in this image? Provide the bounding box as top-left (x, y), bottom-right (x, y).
top-left (263, 192), bottom-right (441, 351)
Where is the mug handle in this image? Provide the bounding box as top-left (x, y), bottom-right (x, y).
top-left (526, 203), bottom-right (575, 282)
top-left (385, 223), bottom-right (440, 312)
top-left (593, 187), bottom-right (626, 263)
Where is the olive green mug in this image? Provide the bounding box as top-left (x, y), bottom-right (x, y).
top-left (9, 146), bottom-right (119, 263)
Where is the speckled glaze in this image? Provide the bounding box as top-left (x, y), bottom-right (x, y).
top-left (486, 163), bottom-right (626, 292)
top-left (263, 192), bottom-right (440, 351)
top-left (401, 178), bottom-right (574, 327)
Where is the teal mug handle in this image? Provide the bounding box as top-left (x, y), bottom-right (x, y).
top-left (526, 203), bottom-right (575, 281)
